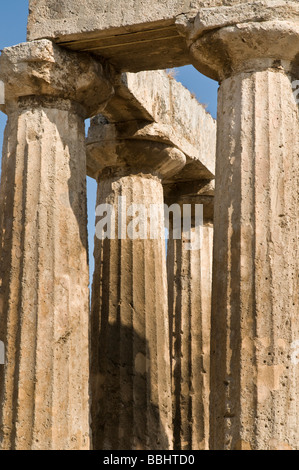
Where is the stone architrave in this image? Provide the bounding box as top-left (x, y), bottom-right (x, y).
top-left (27, 1), bottom-right (298, 72)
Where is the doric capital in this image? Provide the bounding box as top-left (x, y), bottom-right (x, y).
top-left (164, 180), bottom-right (214, 222)
top-left (0, 40), bottom-right (115, 117)
top-left (185, 1), bottom-right (299, 80)
top-left (86, 118), bottom-right (186, 181)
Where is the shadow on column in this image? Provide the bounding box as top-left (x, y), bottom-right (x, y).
top-left (91, 322), bottom-right (170, 450)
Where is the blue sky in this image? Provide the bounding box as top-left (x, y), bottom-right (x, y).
top-left (0, 2), bottom-right (218, 281)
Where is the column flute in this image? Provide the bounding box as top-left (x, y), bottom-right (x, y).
top-left (0, 39), bottom-right (114, 450)
top-left (87, 118), bottom-right (186, 450)
top-left (187, 3), bottom-right (299, 450)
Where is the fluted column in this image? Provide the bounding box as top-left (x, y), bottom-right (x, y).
top-left (165, 182), bottom-right (214, 450)
top-left (0, 40), bottom-right (114, 450)
top-left (189, 6), bottom-right (299, 450)
top-left (87, 121), bottom-right (186, 450)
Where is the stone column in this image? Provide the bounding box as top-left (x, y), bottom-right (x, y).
top-left (189, 7), bottom-right (299, 450)
top-left (87, 120), bottom-right (186, 450)
top-left (165, 181), bottom-right (214, 450)
top-left (0, 40), bottom-right (114, 450)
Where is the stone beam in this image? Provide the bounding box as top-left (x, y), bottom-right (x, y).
top-left (26, 0), bottom-right (267, 72)
top-left (88, 70), bottom-right (216, 182)
top-left (27, 0), bottom-right (199, 71)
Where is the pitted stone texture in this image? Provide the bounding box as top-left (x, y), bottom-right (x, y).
top-left (188, 2), bottom-right (299, 80)
top-left (27, 0), bottom-right (199, 37)
top-left (27, 1), bottom-right (298, 71)
top-left (210, 66), bottom-right (299, 450)
top-left (0, 39), bottom-right (114, 117)
top-left (166, 184), bottom-right (213, 450)
top-left (91, 173), bottom-right (173, 450)
top-left (0, 101), bottom-right (90, 450)
top-left (168, 226), bottom-right (213, 451)
top-left (91, 71), bottom-right (216, 181)
top-left (189, 11), bottom-right (299, 449)
top-left (182, 1), bottom-right (299, 39)
top-left (27, 0), bottom-right (201, 70)
top-left (27, 0), bottom-right (266, 41)
top-left (25, 0), bottom-right (222, 72)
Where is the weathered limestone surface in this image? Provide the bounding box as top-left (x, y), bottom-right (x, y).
top-left (1, 0), bottom-right (296, 453)
top-left (102, 70), bottom-right (216, 181)
top-left (187, 2), bottom-right (299, 80)
top-left (27, 0), bottom-right (198, 70)
top-left (0, 40), bottom-right (114, 450)
top-left (88, 77), bottom-right (216, 448)
top-left (165, 182), bottom-right (214, 450)
top-left (27, 1), bottom-right (296, 72)
top-left (0, 40), bottom-right (114, 117)
top-left (190, 0), bottom-right (299, 39)
top-left (89, 71), bottom-right (216, 185)
top-left (88, 122), bottom-right (186, 450)
top-left (189, 6), bottom-right (299, 450)
top-left (27, 0), bottom-right (244, 42)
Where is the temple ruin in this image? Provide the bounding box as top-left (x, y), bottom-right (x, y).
top-left (0, 0), bottom-right (298, 450)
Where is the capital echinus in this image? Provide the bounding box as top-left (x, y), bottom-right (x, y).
top-left (0, 39), bottom-right (115, 117)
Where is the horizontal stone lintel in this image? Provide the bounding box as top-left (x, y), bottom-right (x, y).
top-left (27, 0), bottom-right (202, 71)
top-left (55, 22), bottom-right (190, 73)
top-left (27, 1), bottom-right (297, 72)
top-left (88, 69), bottom-right (216, 182)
